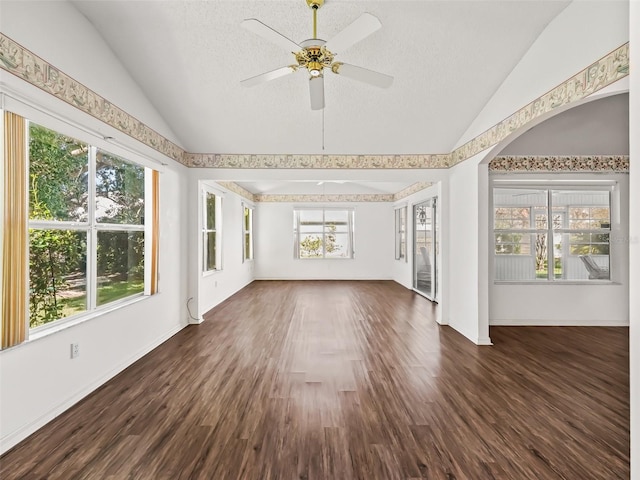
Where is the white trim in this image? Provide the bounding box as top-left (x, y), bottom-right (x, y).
top-left (242, 204), bottom-right (254, 263)
top-left (490, 318), bottom-right (629, 327)
top-left (492, 179), bottom-right (619, 186)
top-left (254, 276), bottom-right (395, 281)
top-left (491, 180), bottom-right (617, 283)
top-left (144, 168), bottom-right (153, 296)
top-left (24, 120), bottom-right (150, 333)
top-left (0, 322), bottom-right (185, 454)
top-left (293, 207), bottom-right (355, 260)
top-left (201, 185), bottom-right (223, 272)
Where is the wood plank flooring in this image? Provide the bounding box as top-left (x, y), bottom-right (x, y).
top-left (0, 280), bottom-right (629, 479)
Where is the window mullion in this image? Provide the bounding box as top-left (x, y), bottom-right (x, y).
top-left (547, 189), bottom-right (553, 281)
top-left (322, 209), bottom-right (326, 259)
top-left (202, 189), bottom-right (207, 270)
top-left (28, 220), bottom-right (89, 230)
top-left (95, 223), bottom-right (145, 232)
top-left (88, 145), bottom-right (97, 311)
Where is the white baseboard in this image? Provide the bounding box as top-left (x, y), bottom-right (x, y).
top-left (476, 336), bottom-right (494, 345)
top-left (0, 323), bottom-right (186, 455)
top-left (253, 277), bottom-right (394, 281)
top-left (490, 319), bottom-right (629, 326)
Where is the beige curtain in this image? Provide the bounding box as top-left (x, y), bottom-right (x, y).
top-left (150, 169), bottom-right (159, 295)
top-left (2, 111), bottom-right (28, 349)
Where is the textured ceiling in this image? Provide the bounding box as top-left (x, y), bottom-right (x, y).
top-left (235, 180), bottom-right (415, 196)
top-left (71, 0), bottom-right (570, 155)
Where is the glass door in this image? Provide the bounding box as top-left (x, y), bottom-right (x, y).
top-left (413, 197), bottom-right (438, 301)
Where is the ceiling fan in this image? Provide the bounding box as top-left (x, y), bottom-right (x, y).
top-left (240, 0), bottom-right (393, 110)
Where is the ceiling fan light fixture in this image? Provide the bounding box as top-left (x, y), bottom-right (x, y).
top-left (308, 61), bottom-right (323, 77)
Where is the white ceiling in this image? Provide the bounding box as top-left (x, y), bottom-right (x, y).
top-left (45, 1), bottom-right (627, 197)
top-left (235, 179), bottom-right (415, 195)
top-left (70, 0), bottom-right (570, 156)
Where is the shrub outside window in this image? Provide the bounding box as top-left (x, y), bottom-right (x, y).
top-left (293, 208), bottom-right (354, 259)
top-left (243, 205), bottom-right (254, 262)
top-left (28, 122), bottom-right (147, 329)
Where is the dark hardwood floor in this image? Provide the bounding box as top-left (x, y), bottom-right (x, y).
top-left (1, 280), bottom-right (629, 479)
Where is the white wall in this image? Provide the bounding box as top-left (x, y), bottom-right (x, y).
top-left (0, 2), bottom-right (190, 454)
top-left (445, 1), bottom-right (629, 346)
top-left (489, 173), bottom-right (629, 326)
top-left (255, 202), bottom-right (393, 280)
top-left (455, 0), bottom-right (629, 149)
top-left (186, 173), bottom-right (255, 321)
top-left (628, 2), bottom-right (638, 478)
top-left (0, 130), bottom-right (189, 454)
top-left (0, 0), bottom-right (182, 147)
top-left (446, 154), bottom-right (492, 344)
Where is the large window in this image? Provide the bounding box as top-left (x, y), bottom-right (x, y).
top-left (243, 204), bottom-right (254, 262)
top-left (294, 208), bottom-right (354, 259)
top-left (203, 189), bottom-right (222, 272)
top-left (493, 187), bottom-right (612, 282)
top-left (395, 206), bottom-right (407, 261)
top-left (28, 123), bottom-right (147, 329)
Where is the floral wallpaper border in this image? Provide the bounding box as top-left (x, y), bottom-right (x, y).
top-left (254, 193), bottom-right (395, 203)
top-left (0, 33), bottom-right (185, 163)
top-left (489, 155), bottom-right (629, 173)
top-left (183, 154), bottom-right (450, 169)
top-left (451, 43), bottom-right (629, 166)
top-left (0, 32), bottom-right (630, 176)
top-left (393, 182), bottom-right (433, 201)
top-left (216, 181), bottom-right (255, 202)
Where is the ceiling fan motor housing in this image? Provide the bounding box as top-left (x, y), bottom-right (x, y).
top-left (295, 40), bottom-right (335, 77)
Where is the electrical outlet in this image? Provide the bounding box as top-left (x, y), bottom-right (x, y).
top-left (70, 343), bottom-right (80, 359)
top-left (215, 280), bottom-right (218, 287)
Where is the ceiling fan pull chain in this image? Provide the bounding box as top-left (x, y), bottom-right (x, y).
top-left (322, 107), bottom-right (325, 150)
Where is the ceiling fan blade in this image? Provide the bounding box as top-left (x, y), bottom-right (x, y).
top-left (241, 19), bottom-right (300, 53)
top-left (241, 66), bottom-right (298, 87)
top-left (331, 62), bottom-right (393, 88)
top-left (309, 76), bottom-right (325, 110)
top-left (324, 13), bottom-right (382, 54)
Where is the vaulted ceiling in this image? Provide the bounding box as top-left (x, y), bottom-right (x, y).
top-left (70, 0), bottom-right (571, 156)
top-left (5, 1), bottom-right (628, 196)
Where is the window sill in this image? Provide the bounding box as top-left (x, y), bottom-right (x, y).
top-left (26, 293), bottom-right (149, 344)
top-left (202, 269), bottom-right (223, 278)
top-left (296, 257), bottom-right (355, 260)
top-left (494, 280), bottom-right (620, 286)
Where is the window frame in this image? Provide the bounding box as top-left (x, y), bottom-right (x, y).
top-left (492, 183), bottom-right (614, 283)
top-left (293, 207), bottom-right (355, 260)
top-left (394, 206), bottom-right (407, 261)
top-left (202, 187), bottom-right (223, 273)
top-left (26, 122), bottom-right (150, 334)
top-left (242, 203), bottom-right (254, 263)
